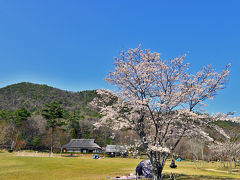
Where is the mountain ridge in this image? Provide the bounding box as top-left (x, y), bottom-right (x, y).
top-left (0, 82), bottom-right (98, 112)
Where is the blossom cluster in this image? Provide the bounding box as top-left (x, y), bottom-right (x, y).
top-left (91, 45), bottom-right (231, 168)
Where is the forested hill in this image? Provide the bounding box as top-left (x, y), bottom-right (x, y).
top-left (0, 82), bottom-right (98, 112)
top-left (0, 82), bottom-right (239, 154)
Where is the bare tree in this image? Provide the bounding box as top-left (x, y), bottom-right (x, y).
top-left (187, 138), bottom-right (201, 169)
top-left (0, 123), bottom-right (11, 149)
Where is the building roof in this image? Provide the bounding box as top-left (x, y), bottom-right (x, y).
top-left (62, 139), bottom-right (101, 149)
top-left (106, 145), bottom-right (127, 153)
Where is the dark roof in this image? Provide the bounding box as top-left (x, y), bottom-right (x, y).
top-left (62, 139), bottom-right (101, 149)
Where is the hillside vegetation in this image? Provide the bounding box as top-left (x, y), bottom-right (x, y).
top-left (0, 82), bottom-right (98, 112)
top-left (0, 82), bottom-right (113, 150)
top-left (0, 82), bottom-right (239, 161)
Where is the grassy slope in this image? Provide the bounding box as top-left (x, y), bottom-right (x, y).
top-left (0, 152), bottom-right (239, 180)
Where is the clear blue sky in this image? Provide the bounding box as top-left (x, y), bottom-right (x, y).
top-left (0, 1), bottom-right (239, 114)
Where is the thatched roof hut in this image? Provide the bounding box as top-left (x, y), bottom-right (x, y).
top-left (62, 139), bottom-right (102, 153)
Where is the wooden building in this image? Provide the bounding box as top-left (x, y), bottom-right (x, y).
top-left (105, 145), bottom-right (127, 156)
top-left (62, 139), bottom-right (102, 153)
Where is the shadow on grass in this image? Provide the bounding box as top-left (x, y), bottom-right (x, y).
top-left (162, 173), bottom-right (238, 180)
top-left (63, 154), bottom-right (79, 157)
top-left (141, 174), bottom-right (236, 180)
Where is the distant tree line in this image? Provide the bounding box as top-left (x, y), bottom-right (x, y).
top-left (0, 101), bottom-right (117, 152)
top-left (0, 83), bottom-right (140, 153)
top-left (0, 82), bottom-right (239, 170)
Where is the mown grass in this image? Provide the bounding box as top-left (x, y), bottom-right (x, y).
top-left (0, 152), bottom-right (239, 180)
top-left (163, 160), bottom-right (240, 179)
top-left (0, 152), bottom-right (140, 180)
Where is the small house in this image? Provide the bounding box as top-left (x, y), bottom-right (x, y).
top-left (62, 139), bottom-right (102, 153)
top-left (105, 145), bottom-right (127, 156)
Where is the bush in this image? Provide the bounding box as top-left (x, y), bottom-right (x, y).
top-left (8, 149), bottom-right (13, 153)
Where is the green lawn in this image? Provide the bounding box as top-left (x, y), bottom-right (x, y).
top-left (0, 152), bottom-right (239, 180)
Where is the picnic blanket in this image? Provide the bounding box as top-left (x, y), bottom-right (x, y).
top-left (110, 176), bottom-right (136, 179)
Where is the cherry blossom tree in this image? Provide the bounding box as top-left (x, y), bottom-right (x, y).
top-left (210, 138), bottom-right (240, 173)
top-left (209, 121), bottom-right (240, 173)
top-left (93, 45), bottom-right (230, 180)
top-left (126, 140), bottom-right (142, 158)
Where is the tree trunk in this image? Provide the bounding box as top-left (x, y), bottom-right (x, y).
top-left (197, 157), bottom-right (199, 168)
top-left (14, 130), bottom-right (20, 151)
top-left (229, 156), bottom-right (232, 173)
top-left (149, 151), bottom-right (167, 180)
top-left (10, 126), bottom-right (15, 150)
top-left (152, 166), bottom-right (163, 180)
top-left (194, 157), bottom-right (198, 169)
top-left (50, 127), bottom-right (54, 157)
top-left (201, 141), bottom-right (204, 169)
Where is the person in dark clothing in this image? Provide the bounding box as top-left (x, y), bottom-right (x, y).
top-left (170, 159), bottom-right (177, 168)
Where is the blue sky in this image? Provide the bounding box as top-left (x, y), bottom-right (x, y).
top-left (0, 1), bottom-right (239, 114)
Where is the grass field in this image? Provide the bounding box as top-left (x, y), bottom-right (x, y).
top-left (0, 151), bottom-right (240, 180)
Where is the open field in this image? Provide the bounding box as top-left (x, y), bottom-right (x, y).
top-left (0, 152), bottom-right (240, 180)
